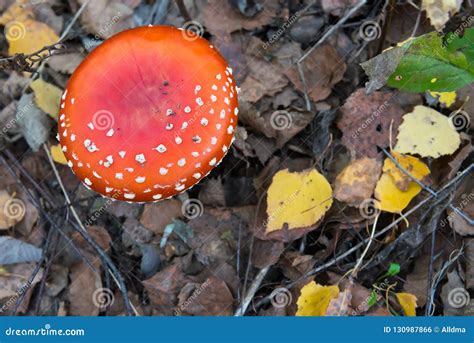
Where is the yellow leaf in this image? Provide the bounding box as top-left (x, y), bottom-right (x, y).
top-left (429, 91), bottom-right (457, 108)
top-left (334, 157), bottom-right (382, 206)
top-left (394, 105), bottom-right (461, 158)
top-left (30, 78), bottom-right (63, 119)
top-left (0, 0), bottom-right (59, 56)
top-left (375, 153), bottom-right (430, 213)
top-left (375, 173), bottom-right (421, 213)
top-left (266, 169), bottom-right (333, 233)
top-left (51, 144), bottom-right (68, 165)
top-left (383, 152), bottom-right (430, 192)
top-left (296, 281), bottom-right (340, 316)
top-left (396, 292), bottom-right (418, 316)
top-left (422, 0), bottom-right (462, 31)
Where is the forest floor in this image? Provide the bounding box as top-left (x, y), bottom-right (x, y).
top-left (0, 0), bottom-right (473, 317)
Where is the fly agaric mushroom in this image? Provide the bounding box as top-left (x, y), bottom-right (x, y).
top-left (58, 26), bottom-right (238, 202)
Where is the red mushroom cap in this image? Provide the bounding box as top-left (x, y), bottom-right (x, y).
top-left (58, 26), bottom-right (238, 202)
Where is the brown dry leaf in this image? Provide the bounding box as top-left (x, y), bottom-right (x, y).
top-left (279, 251), bottom-right (316, 285)
top-left (196, 261), bottom-right (240, 297)
top-left (447, 139), bottom-right (473, 179)
top-left (46, 265), bottom-right (69, 298)
top-left (0, 263), bottom-right (42, 299)
top-left (239, 102), bottom-right (316, 148)
top-left (47, 53), bottom-right (84, 74)
top-left (0, 0), bottom-right (59, 56)
top-left (77, 0), bottom-right (140, 38)
top-left (123, 217), bottom-right (153, 244)
top-left (68, 260), bottom-right (101, 316)
top-left (72, 226), bottom-right (111, 252)
top-left (0, 263), bottom-right (43, 314)
top-left (248, 134), bottom-right (277, 164)
top-left (327, 273), bottom-right (373, 315)
top-left (143, 263), bottom-right (190, 315)
top-left (325, 290), bottom-right (352, 316)
top-left (285, 45), bottom-right (346, 103)
top-left (199, 178), bottom-right (226, 207)
top-left (15, 192), bottom-right (39, 237)
top-left (202, 0), bottom-right (281, 35)
top-left (272, 86), bottom-right (300, 109)
top-left (140, 199), bottom-right (183, 236)
top-left (403, 254), bottom-right (442, 307)
top-left (337, 89), bottom-right (404, 158)
top-left (239, 58), bottom-right (288, 103)
top-left (251, 239), bottom-right (285, 269)
top-left (0, 191), bottom-right (26, 230)
top-left (233, 125), bottom-right (255, 159)
top-left (321, 0), bottom-right (360, 16)
top-left (2, 72), bottom-right (29, 99)
top-left (212, 32), bottom-right (248, 84)
top-left (176, 277), bottom-right (234, 316)
top-left (187, 209), bottom-right (242, 266)
top-left (334, 157), bottom-right (382, 206)
top-left (234, 127), bottom-right (277, 164)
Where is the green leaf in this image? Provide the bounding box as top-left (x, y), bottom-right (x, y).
top-left (387, 263), bottom-right (400, 277)
top-left (387, 30), bottom-right (474, 92)
top-left (361, 28), bottom-right (474, 93)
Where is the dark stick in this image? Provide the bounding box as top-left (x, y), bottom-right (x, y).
top-left (376, 0), bottom-right (395, 54)
top-left (1, 151), bottom-right (133, 316)
top-left (175, 0), bottom-right (192, 22)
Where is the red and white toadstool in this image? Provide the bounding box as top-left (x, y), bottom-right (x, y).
top-left (58, 26), bottom-right (238, 202)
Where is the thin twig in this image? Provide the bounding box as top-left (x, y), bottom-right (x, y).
top-left (43, 143), bottom-right (84, 231)
top-left (42, 144), bottom-right (137, 316)
top-left (296, 61), bottom-right (312, 111)
top-left (0, 44), bottom-right (64, 73)
top-left (234, 266), bottom-right (270, 316)
top-left (382, 148), bottom-right (473, 225)
top-left (22, 0), bottom-right (91, 91)
top-left (376, 0), bottom-right (395, 54)
top-left (298, 0), bottom-right (367, 63)
top-left (351, 213), bottom-right (380, 277)
top-left (175, 0), bottom-right (192, 22)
